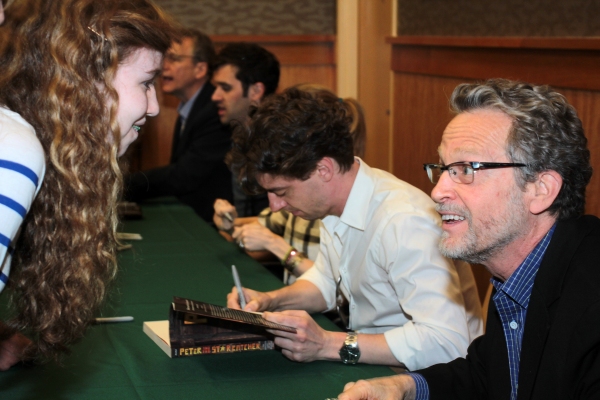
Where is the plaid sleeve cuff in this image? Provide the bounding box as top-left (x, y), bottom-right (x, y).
top-left (407, 373), bottom-right (430, 400)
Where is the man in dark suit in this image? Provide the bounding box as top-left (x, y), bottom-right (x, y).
top-left (125, 29), bottom-right (232, 222)
top-left (338, 79), bottom-right (600, 400)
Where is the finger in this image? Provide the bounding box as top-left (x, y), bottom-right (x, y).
top-left (273, 309), bottom-right (309, 318)
top-left (244, 299), bottom-right (260, 312)
top-left (226, 290), bottom-right (241, 309)
top-left (273, 335), bottom-right (295, 350)
top-left (278, 344), bottom-right (309, 363)
top-left (265, 328), bottom-right (297, 340)
top-left (213, 199), bottom-right (225, 213)
top-left (263, 310), bottom-right (308, 325)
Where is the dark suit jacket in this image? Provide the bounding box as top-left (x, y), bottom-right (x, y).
top-left (420, 215), bottom-right (600, 399)
top-left (126, 82), bottom-right (233, 222)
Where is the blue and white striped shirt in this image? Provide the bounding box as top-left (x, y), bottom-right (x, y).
top-left (0, 107), bottom-right (46, 293)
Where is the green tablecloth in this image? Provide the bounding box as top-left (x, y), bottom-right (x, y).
top-left (0, 201), bottom-right (394, 399)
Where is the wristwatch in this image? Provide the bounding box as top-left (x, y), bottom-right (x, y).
top-left (339, 331), bottom-right (360, 365)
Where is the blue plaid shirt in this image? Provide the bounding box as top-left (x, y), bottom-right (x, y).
top-left (410, 224), bottom-right (555, 400)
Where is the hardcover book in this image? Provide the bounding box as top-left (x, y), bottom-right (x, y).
top-left (143, 296), bottom-right (296, 358)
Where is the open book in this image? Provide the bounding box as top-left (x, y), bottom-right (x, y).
top-left (143, 297), bottom-right (296, 358)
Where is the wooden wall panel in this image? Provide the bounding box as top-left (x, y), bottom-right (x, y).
top-left (392, 73), bottom-right (462, 194)
top-left (358, 0), bottom-right (393, 172)
top-left (279, 65), bottom-right (336, 92)
top-left (130, 35), bottom-right (336, 172)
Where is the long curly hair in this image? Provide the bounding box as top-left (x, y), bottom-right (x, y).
top-left (0, 0), bottom-right (177, 362)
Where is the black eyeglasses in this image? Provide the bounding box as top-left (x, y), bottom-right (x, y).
top-left (335, 275), bottom-right (350, 330)
top-left (423, 161), bottom-right (527, 184)
top-left (164, 53), bottom-right (195, 63)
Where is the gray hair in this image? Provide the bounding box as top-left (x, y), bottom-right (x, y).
top-left (180, 28), bottom-right (215, 75)
top-left (450, 78), bottom-right (592, 220)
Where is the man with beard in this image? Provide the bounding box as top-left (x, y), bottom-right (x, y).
top-left (338, 79), bottom-right (600, 400)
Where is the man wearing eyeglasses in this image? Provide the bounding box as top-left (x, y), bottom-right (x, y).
top-left (226, 87), bottom-right (483, 371)
top-left (125, 29), bottom-right (232, 222)
top-left (338, 79), bottom-right (600, 400)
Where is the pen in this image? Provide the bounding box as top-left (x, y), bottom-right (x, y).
top-left (231, 265), bottom-right (246, 309)
top-left (94, 316), bottom-right (134, 324)
top-left (223, 212), bottom-right (235, 235)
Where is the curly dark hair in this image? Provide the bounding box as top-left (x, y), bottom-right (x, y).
top-left (0, 0), bottom-right (177, 362)
top-left (450, 78), bottom-right (592, 220)
top-left (228, 87), bottom-right (357, 195)
top-left (213, 43), bottom-right (280, 97)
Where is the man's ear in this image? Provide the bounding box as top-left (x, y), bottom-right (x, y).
top-left (193, 62), bottom-right (208, 80)
top-left (528, 170), bottom-right (563, 215)
top-left (248, 82), bottom-right (266, 103)
top-left (315, 158), bottom-right (336, 183)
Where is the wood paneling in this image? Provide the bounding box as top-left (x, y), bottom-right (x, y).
top-left (358, 0), bottom-right (394, 172)
top-left (390, 36), bottom-right (600, 216)
top-left (392, 73), bottom-right (462, 194)
top-left (388, 37), bottom-right (600, 91)
top-left (388, 36), bottom-right (600, 50)
top-left (131, 35), bottom-right (336, 172)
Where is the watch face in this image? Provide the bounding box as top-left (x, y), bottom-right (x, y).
top-left (340, 345), bottom-right (360, 364)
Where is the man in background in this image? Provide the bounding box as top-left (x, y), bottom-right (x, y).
top-left (338, 79), bottom-right (600, 400)
top-left (211, 42), bottom-right (280, 218)
top-left (125, 29), bottom-right (232, 222)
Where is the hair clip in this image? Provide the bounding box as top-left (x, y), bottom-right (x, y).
top-left (88, 26), bottom-right (108, 42)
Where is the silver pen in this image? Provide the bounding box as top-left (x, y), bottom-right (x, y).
top-left (223, 212), bottom-right (235, 235)
top-left (94, 316), bottom-right (134, 324)
top-left (231, 265), bottom-right (246, 308)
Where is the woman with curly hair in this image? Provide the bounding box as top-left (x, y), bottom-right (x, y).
top-left (0, 0), bottom-right (178, 368)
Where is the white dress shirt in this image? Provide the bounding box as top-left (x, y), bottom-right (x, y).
top-left (299, 159), bottom-right (483, 371)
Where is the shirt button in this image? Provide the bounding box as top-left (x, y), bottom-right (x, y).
top-left (509, 321), bottom-right (518, 329)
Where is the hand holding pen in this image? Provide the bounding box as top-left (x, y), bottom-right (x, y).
top-left (213, 199), bottom-right (237, 234)
top-left (226, 270), bottom-right (274, 312)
